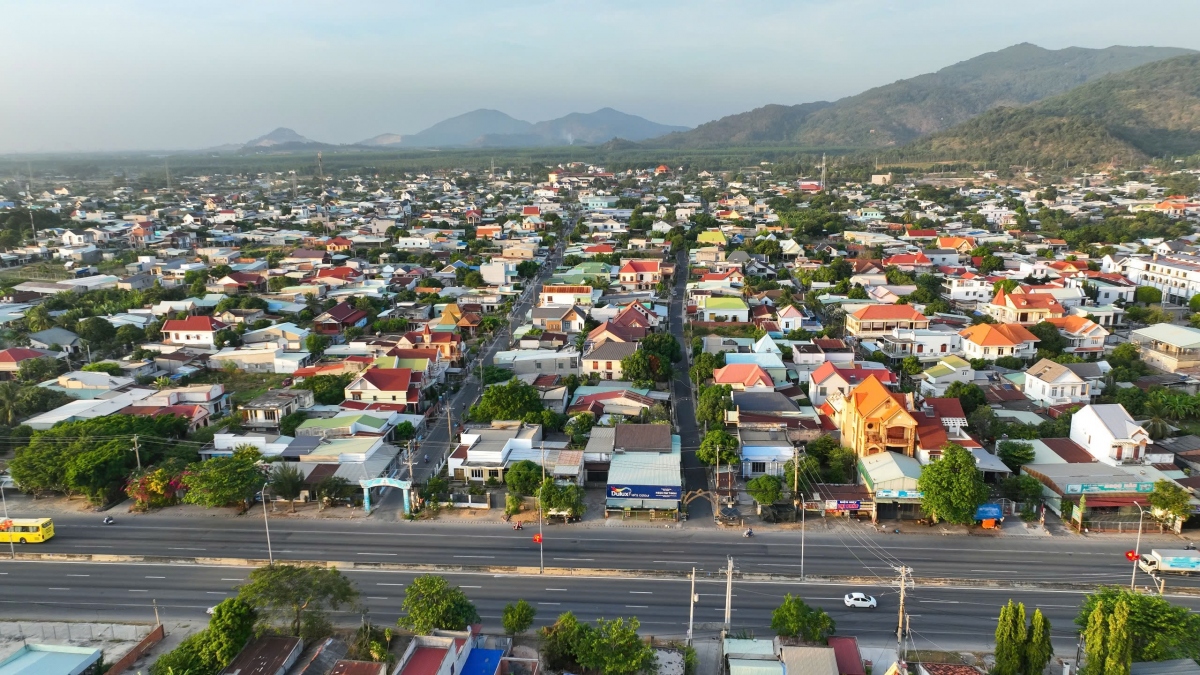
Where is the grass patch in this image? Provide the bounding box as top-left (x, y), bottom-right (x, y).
top-left (904, 650), bottom-right (967, 665)
top-left (187, 370), bottom-right (289, 407)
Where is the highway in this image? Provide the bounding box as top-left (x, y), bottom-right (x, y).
top-left (10, 512), bottom-right (1198, 592)
top-left (7, 557), bottom-right (1195, 653)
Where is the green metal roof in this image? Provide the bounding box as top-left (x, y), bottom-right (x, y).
top-left (297, 414), bottom-right (387, 430)
top-left (705, 297), bottom-right (748, 310)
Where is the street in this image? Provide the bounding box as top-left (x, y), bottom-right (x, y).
top-left (670, 247), bottom-right (710, 518)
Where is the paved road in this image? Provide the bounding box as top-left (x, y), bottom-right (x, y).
top-left (3, 558), bottom-right (1197, 653)
top-left (14, 511), bottom-right (1198, 591)
top-left (669, 247), bottom-right (710, 519)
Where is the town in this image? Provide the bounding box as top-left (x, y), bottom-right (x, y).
top-left (0, 158), bottom-right (1197, 675)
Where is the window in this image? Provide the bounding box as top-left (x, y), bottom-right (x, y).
top-left (352, 393), bottom-right (362, 401)
top-left (592, 361), bottom-right (599, 370)
top-left (470, 469), bottom-right (484, 479)
top-left (606, 361), bottom-right (612, 370)
top-left (818, 387), bottom-right (827, 396)
top-left (983, 347), bottom-right (991, 355)
top-left (751, 462), bottom-right (766, 474)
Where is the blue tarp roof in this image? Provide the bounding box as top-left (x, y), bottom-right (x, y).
top-left (461, 649), bottom-right (503, 675)
top-left (975, 503), bottom-right (1003, 520)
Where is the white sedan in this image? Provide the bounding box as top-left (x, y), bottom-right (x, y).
top-left (844, 592), bottom-right (877, 608)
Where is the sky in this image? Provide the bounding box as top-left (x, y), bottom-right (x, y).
top-left (3, 0), bottom-right (1200, 153)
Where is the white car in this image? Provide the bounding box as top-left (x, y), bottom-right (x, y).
top-left (844, 592), bottom-right (877, 608)
top-left (206, 606), bottom-right (217, 615)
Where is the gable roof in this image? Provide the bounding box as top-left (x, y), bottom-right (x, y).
top-left (584, 342), bottom-right (638, 361)
top-left (162, 316), bottom-right (228, 332)
top-left (613, 424), bottom-right (671, 452)
top-left (1025, 358), bottom-right (1085, 384)
top-left (358, 368), bottom-right (412, 391)
top-left (0, 347), bottom-right (53, 363)
top-left (811, 361), bottom-right (898, 387)
top-left (619, 260), bottom-right (660, 274)
top-left (850, 305), bottom-right (925, 321)
top-left (991, 288), bottom-right (1064, 313)
top-left (712, 364), bottom-right (774, 388)
top-left (959, 323), bottom-right (1039, 347)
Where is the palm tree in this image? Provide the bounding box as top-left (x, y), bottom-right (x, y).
top-left (154, 376), bottom-right (171, 390)
top-left (1164, 394), bottom-right (1197, 422)
top-left (0, 381), bottom-right (21, 427)
top-left (1142, 399), bottom-right (1172, 440)
top-left (270, 463), bottom-right (305, 512)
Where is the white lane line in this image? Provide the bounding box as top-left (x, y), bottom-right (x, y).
top-left (48, 587), bottom-right (70, 591)
top-left (73, 545), bottom-right (113, 548)
top-left (546, 588), bottom-right (568, 591)
top-left (629, 591), bottom-right (653, 594)
top-left (460, 585), bottom-right (482, 589)
top-left (970, 569), bottom-right (1020, 573)
top-left (453, 555), bottom-right (495, 559)
top-left (169, 547), bottom-right (206, 551)
top-left (626, 605), bottom-right (649, 608)
top-left (146, 576), bottom-right (166, 579)
top-left (653, 560), bottom-right (699, 564)
top-left (129, 589), bottom-right (148, 593)
top-left (66, 574), bottom-right (90, 577)
top-left (221, 579), bottom-right (243, 582)
top-left (206, 592), bottom-right (227, 595)
top-left (357, 553), bottom-right (397, 556)
top-left (538, 602), bottom-right (561, 606)
top-left (377, 583), bottom-right (405, 586)
top-left (368, 596), bottom-right (388, 600)
top-left (919, 600), bottom-right (959, 604)
top-left (553, 558), bottom-right (594, 561)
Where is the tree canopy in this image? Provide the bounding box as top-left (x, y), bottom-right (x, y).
top-left (238, 564), bottom-right (361, 637)
top-left (771, 594), bottom-right (836, 642)
top-left (470, 379), bottom-right (544, 422)
top-left (917, 443), bottom-right (988, 525)
top-left (397, 575), bottom-right (481, 635)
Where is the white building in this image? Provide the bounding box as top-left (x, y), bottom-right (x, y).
top-left (942, 274), bottom-right (993, 304)
top-left (1068, 404), bottom-right (1166, 466)
top-left (1024, 359), bottom-right (1090, 407)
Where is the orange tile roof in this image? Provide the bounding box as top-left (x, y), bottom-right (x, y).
top-left (712, 364), bottom-right (774, 388)
top-left (851, 305), bottom-right (926, 321)
top-left (958, 323), bottom-right (1039, 347)
top-left (1045, 315), bottom-right (1102, 335)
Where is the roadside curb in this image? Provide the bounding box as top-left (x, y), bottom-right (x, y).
top-left (7, 553), bottom-right (1199, 596)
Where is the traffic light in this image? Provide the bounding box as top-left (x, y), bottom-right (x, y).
top-left (533, 533), bottom-right (543, 544)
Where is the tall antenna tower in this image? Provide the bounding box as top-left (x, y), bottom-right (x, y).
top-left (820, 153), bottom-right (827, 190)
top-left (317, 151), bottom-right (324, 181)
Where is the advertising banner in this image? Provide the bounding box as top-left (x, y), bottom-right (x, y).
top-left (607, 485), bottom-right (682, 500)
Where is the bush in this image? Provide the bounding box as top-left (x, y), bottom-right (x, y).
top-left (502, 599), bottom-right (536, 635)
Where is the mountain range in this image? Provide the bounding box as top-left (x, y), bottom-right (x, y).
top-left (649, 43), bottom-right (1192, 150)
top-left (236, 108), bottom-right (687, 152)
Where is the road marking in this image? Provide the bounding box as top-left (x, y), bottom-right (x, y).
top-left (169, 547), bottom-right (206, 551)
top-left (919, 600), bottom-right (959, 604)
top-left (220, 579), bottom-right (243, 582)
top-left (368, 596), bottom-right (388, 600)
top-left (357, 553), bottom-right (397, 556)
top-left (553, 557), bottom-right (594, 561)
top-left (546, 588), bottom-right (568, 591)
top-left (206, 592), bottom-right (226, 595)
top-left (146, 576), bottom-right (166, 579)
top-left (129, 589), bottom-right (148, 593)
top-left (66, 574), bottom-right (90, 577)
top-left (626, 605), bottom-right (649, 608)
top-left (48, 587), bottom-right (70, 591)
top-left (377, 583), bottom-right (405, 586)
top-left (460, 585), bottom-right (482, 589)
top-left (970, 570), bottom-right (1020, 573)
top-left (73, 545), bottom-right (114, 548)
top-left (653, 560), bottom-right (699, 564)
top-left (453, 555), bottom-right (495, 559)
top-left (630, 591), bottom-right (653, 594)
top-left (538, 602), bottom-right (561, 606)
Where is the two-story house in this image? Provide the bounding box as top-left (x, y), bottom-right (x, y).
top-left (1024, 359), bottom-right (1090, 407)
top-left (984, 288), bottom-right (1064, 325)
top-left (1044, 316), bottom-right (1109, 355)
top-left (344, 368), bottom-right (420, 411)
top-left (826, 375), bottom-right (919, 458)
top-left (313, 302), bottom-right (369, 336)
top-left (241, 387), bottom-right (315, 429)
top-left (582, 342), bottom-right (638, 380)
top-left (161, 316), bottom-right (229, 349)
top-left (617, 259), bottom-right (662, 291)
top-left (808, 361), bottom-right (898, 406)
top-left (844, 305), bottom-right (929, 339)
top-left (531, 305), bottom-right (587, 334)
top-left (942, 273), bottom-right (993, 304)
top-left (958, 323), bottom-right (1040, 361)
top-left (1069, 404), bottom-right (1155, 466)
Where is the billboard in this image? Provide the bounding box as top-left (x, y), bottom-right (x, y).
top-left (607, 485), bottom-right (682, 500)
top-left (1064, 482), bottom-right (1154, 495)
top-left (825, 500), bottom-right (862, 511)
top-left (875, 489), bottom-right (924, 499)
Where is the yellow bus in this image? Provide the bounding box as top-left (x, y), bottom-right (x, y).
top-left (0, 518), bottom-right (54, 544)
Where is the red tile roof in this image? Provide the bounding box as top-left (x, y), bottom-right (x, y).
top-left (0, 348), bottom-right (52, 363)
top-left (359, 368), bottom-right (412, 391)
top-left (162, 316), bottom-right (228, 332)
top-left (851, 305), bottom-right (926, 321)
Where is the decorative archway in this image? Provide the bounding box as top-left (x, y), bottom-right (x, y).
top-left (360, 477), bottom-right (413, 515)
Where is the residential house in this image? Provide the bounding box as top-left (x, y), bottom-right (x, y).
top-left (313, 302), bottom-right (370, 336)
top-left (207, 272), bottom-right (266, 295)
top-left (531, 305), bottom-right (587, 333)
top-left (809, 361), bottom-right (898, 406)
top-left (984, 288), bottom-right (1064, 325)
top-left (874, 326), bottom-right (962, 363)
top-left (0, 347), bottom-right (60, 380)
top-left (345, 368), bottom-right (421, 412)
top-left (243, 322), bottom-right (310, 351)
top-left (1024, 359), bottom-right (1091, 407)
top-left (28, 327), bottom-right (82, 354)
top-left (958, 323), bottom-right (1039, 361)
top-left (827, 375), bottom-right (919, 458)
top-left (161, 316), bottom-right (229, 349)
top-left (539, 284), bottom-right (595, 306)
top-left (242, 388), bottom-right (315, 429)
top-left (918, 355), bottom-right (975, 397)
top-left (582, 342), bottom-right (639, 380)
top-left (695, 296), bottom-right (750, 322)
top-left (711, 364), bottom-right (774, 391)
top-left (1070, 404), bottom-right (1160, 466)
top-left (617, 259), bottom-right (662, 291)
top-left (844, 305), bottom-right (929, 339)
top-left (1129, 323), bottom-right (1200, 373)
top-left (738, 428), bottom-right (798, 479)
top-left (1044, 316), bottom-right (1109, 355)
top-left (942, 273), bottom-right (993, 304)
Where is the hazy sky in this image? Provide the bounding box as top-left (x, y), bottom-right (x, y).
top-left (3, 0), bottom-right (1200, 153)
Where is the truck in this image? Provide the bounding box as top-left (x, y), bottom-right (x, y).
top-left (1137, 549), bottom-right (1200, 576)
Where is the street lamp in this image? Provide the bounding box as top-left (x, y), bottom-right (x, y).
top-left (1, 482), bottom-right (14, 560)
top-left (1130, 502), bottom-right (1148, 590)
top-left (262, 481), bottom-right (274, 565)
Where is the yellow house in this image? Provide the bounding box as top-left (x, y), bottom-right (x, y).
top-left (828, 375), bottom-right (918, 458)
top-left (696, 230), bottom-right (727, 247)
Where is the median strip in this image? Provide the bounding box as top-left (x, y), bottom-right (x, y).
top-left (5, 552), bottom-right (1198, 596)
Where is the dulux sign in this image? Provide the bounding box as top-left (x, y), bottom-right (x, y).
top-left (875, 489), bottom-right (924, 499)
top-left (608, 485), bottom-right (682, 500)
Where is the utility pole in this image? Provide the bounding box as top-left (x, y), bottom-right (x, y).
top-left (687, 566), bottom-right (697, 646)
top-left (1, 483), bottom-right (14, 560)
top-left (792, 446), bottom-right (800, 513)
top-left (538, 442), bottom-right (545, 574)
top-left (895, 566), bottom-right (912, 661)
top-left (152, 598), bottom-right (160, 626)
top-left (262, 481), bottom-right (274, 564)
top-left (132, 435), bottom-right (142, 471)
top-left (723, 556), bottom-right (734, 636)
top-left (801, 497), bottom-right (806, 580)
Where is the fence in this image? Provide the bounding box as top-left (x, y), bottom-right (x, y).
top-left (0, 621), bottom-right (153, 642)
top-left (104, 624), bottom-right (165, 675)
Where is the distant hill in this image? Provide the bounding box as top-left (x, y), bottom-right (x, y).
top-left (894, 52), bottom-right (1200, 166)
top-left (243, 127), bottom-right (321, 148)
top-left (651, 44), bottom-right (1192, 149)
top-left (367, 108), bottom-right (687, 148)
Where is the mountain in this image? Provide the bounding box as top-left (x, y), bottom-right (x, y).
top-left (651, 44), bottom-right (1193, 149)
top-left (242, 127), bottom-right (320, 148)
top-left (893, 52), bottom-right (1200, 166)
top-left (378, 108), bottom-right (687, 148)
top-left (358, 133), bottom-right (406, 147)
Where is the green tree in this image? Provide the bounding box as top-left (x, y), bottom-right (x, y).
top-left (149, 631), bottom-right (209, 675)
top-left (279, 411), bottom-right (307, 436)
top-left (397, 575), bottom-right (480, 635)
top-left (943, 382), bottom-right (987, 415)
top-left (82, 361), bottom-right (123, 376)
top-left (1104, 600), bottom-right (1133, 675)
top-left (1076, 587), bottom-right (1200, 662)
top-left (0, 381), bottom-right (22, 427)
top-left (620, 350), bottom-right (656, 382)
top-left (994, 600), bottom-right (1023, 675)
top-left (239, 564), bottom-right (361, 637)
top-left (746, 474), bottom-right (784, 505)
top-left (470, 378), bottom-right (544, 422)
top-left (516, 260), bottom-right (540, 278)
top-left (997, 441), bottom-right (1035, 472)
top-left (578, 618), bottom-right (658, 675)
top-left (694, 384), bottom-right (732, 427)
top-left (1135, 286), bottom-right (1163, 305)
top-left (502, 599), bottom-right (536, 636)
top-left (505, 459), bottom-right (543, 496)
top-left (17, 357), bottom-right (60, 384)
top-left (999, 475), bottom-right (1044, 506)
top-left (1028, 322), bottom-right (1068, 356)
top-left (538, 479), bottom-right (587, 518)
top-left (200, 598), bottom-right (257, 671)
top-left (917, 444), bottom-right (988, 525)
top-left (296, 372), bottom-right (354, 405)
top-left (1082, 601), bottom-right (1108, 675)
top-left (76, 316), bottom-right (116, 345)
top-left (770, 594), bottom-right (836, 642)
top-left (305, 333), bottom-right (331, 356)
top-left (697, 430), bottom-right (739, 466)
top-left (899, 355), bottom-right (923, 376)
top-left (270, 463), bottom-right (305, 512)
top-left (1026, 609), bottom-right (1054, 675)
top-left (1148, 479), bottom-right (1192, 524)
top-left (182, 453), bottom-right (264, 509)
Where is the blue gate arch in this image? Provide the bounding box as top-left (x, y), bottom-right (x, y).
top-left (359, 477), bottom-right (413, 515)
